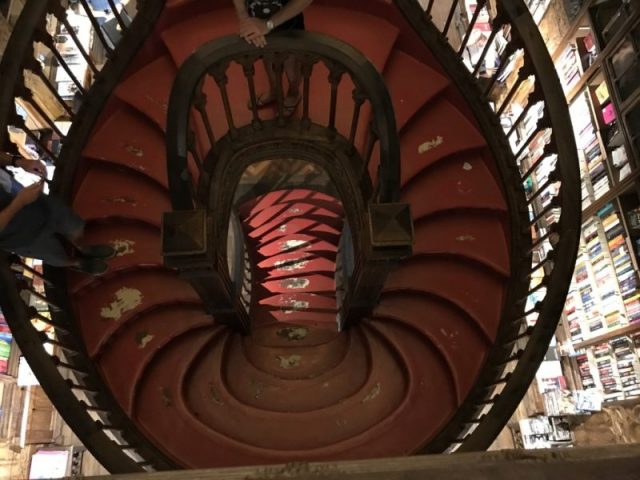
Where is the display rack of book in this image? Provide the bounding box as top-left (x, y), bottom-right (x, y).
top-left (569, 85), bottom-right (613, 208)
top-left (547, 0), bottom-right (640, 405)
top-left (561, 201), bottom-right (640, 403)
top-left (553, 1), bottom-right (639, 199)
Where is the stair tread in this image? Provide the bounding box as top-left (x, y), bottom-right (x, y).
top-left (383, 50), bottom-right (450, 130)
top-left (115, 56), bottom-right (176, 131)
top-left (265, 257), bottom-right (337, 279)
top-left (372, 294), bottom-right (490, 400)
top-left (262, 274), bottom-right (336, 294)
top-left (82, 106), bottom-right (170, 188)
top-left (250, 211), bottom-right (341, 242)
top-left (67, 221), bottom-right (163, 294)
top-left (72, 165), bottom-right (171, 227)
top-left (225, 330), bottom-right (364, 411)
top-left (247, 202), bottom-right (342, 229)
top-left (384, 257), bottom-right (506, 340)
top-left (243, 190), bottom-right (338, 219)
top-left (401, 154), bottom-right (508, 220)
top-left (98, 305), bottom-right (213, 414)
top-left (133, 320), bottom-right (454, 466)
top-left (73, 269), bottom-right (200, 357)
top-left (396, 97), bottom-right (488, 187)
top-left (257, 252), bottom-right (338, 272)
top-left (305, 6), bottom-right (399, 72)
top-left (253, 216), bottom-right (342, 244)
top-left (413, 213), bottom-right (510, 277)
top-left (258, 292), bottom-right (337, 310)
top-left (180, 326), bottom-right (404, 449)
top-left (257, 236), bottom-right (338, 258)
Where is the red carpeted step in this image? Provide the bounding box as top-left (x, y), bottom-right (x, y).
top-left (82, 106), bottom-right (169, 188)
top-left (243, 190), bottom-right (339, 221)
top-left (132, 319), bottom-right (456, 466)
top-left (161, 8), bottom-right (238, 66)
top-left (257, 236), bottom-right (338, 258)
top-left (245, 197), bottom-right (344, 224)
top-left (232, 327), bottom-right (347, 382)
top-left (401, 154), bottom-right (508, 221)
top-left (225, 329), bottom-right (365, 411)
top-left (247, 202), bottom-right (342, 230)
top-left (263, 257), bottom-right (337, 280)
top-left (383, 50), bottom-right (450, 131)
top-left (383, 257), bottom-right (505, 339)
top-left (412, 212), bottom-right (510, 277)
top-left (372, 294), bottom-right (491, 401)
top-left (97, 305), bottom-right (214, 414)
top-left (71, 165), bottom-right (171, 227)
top-left (137, 325), bottom-right (407, 463)
top-left (72, 268), bottom-right (200, 357)
top-left (255, 250), bottom-right (316, 271)
top-left (253, 216), bottom-right (342, 245)
top-left (258, 292), bottom-right (336, 311)
top-left (249, 209), bottom-right (341, 241)
top-left (262, 273), bottom-right (336, 294)
top-left (250, 322), bottom-right (340, 347)
top-left (115, 56), bottom-right (177, 131)
top-left (67, 221), bottom-right (163, 294)
top-left (252, 308), bottom-right (338, 326)
top-left (397, 98), bottom-right (488, 187)
top-left (305, 6), bottom-right (399, 71)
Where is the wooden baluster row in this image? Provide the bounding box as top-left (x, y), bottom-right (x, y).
top-left (193, 79), bottom-right (217, 150)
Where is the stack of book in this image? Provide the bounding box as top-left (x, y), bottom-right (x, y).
top-left (570, 93), bottom-right (611, 201)
top-left (610, 336), bottom-right (640, 399)
top-left (564, 282), bottom-right (584, 342)
top-left (599, 203), bottom-right (640, 325)
top-left (593, 342), bottom-right (624, 401)
top-left (576, 352), bottom-right (597, 390)
top-left (575, 253), bottom-right (603, 336)
top-left (557, 44), bottom-right (581, 93)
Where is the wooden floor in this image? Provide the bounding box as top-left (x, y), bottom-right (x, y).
top-left (91, 444), bottom-right (640, 480)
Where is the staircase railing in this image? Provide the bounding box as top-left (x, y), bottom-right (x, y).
top-left (0, 0), bottom-right (136, 164)
top-left (164, 32), bottom-right (413, 334)
top-left (394, 0), bottom-right (581, 452)
top-left (0, 0), bottom-right (176, 472)
top-left (0, 0), bottom-right (581, 468)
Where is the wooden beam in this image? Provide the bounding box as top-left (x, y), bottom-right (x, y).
top-left (90, 445), bottom-right (640, 480)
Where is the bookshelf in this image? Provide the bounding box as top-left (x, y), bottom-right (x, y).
top-left (551, 0), bottom-right (640, 405)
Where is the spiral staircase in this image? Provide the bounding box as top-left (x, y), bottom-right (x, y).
top-left (0, 0), bottom-right (580, 473)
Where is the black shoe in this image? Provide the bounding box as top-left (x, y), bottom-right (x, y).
top-left (80, 244), bottom-right (116, 259)
top-left (72, 257), bottom-right (108, 276)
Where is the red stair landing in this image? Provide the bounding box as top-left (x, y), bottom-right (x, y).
top-left (65, 0), bottom-right (512, 468)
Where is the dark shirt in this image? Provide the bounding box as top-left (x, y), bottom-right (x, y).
top-left (0, 168), bottom-right (47, 249)
top-left (245, 0), bottom-right (305, 30)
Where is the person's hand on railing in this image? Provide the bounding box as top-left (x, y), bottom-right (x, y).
top-left (239, 18), bottom-right (268, 48)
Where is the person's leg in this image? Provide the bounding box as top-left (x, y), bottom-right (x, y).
top-left (43, 195), bottom-right (85, 243)
top-left (12, 233), bottom-right (79, 268)
top-left (42, 196), bottom-right (114, 259)
top-left (283, 55), bottom-right (302, 116)
top-left (251, 58), bottom-right (278, 108)
top-left (12, 235), bottom-right (108, 274)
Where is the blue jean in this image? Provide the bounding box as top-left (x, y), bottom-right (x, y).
top-left (10, 196), bottom-right (85, 267)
